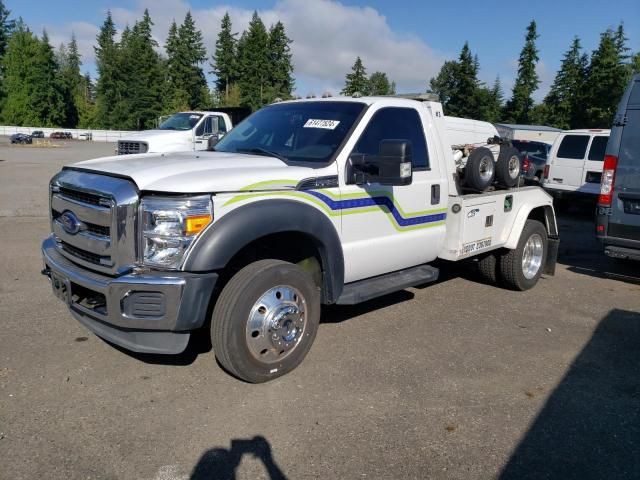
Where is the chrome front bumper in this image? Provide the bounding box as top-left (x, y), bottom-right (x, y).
top-left (42, 236), bottom-right (217, 354)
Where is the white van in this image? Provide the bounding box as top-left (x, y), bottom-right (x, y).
top-left (542, 129), bottom-right (610, 202)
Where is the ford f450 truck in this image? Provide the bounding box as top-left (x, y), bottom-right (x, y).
top-left (42, 96), bottom-right (559, 382)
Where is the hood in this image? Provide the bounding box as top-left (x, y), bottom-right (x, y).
top-left (120, 129), bottom-right (192, 141)
top-left (119, 129), bottom-right (193, 151)
top-left (70, 151), bottom-right (328, 193)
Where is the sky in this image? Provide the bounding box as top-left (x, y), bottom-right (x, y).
top-left (9, 0), bottom-right (640, 101)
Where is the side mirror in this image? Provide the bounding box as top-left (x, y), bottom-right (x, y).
top-left (348, 140), bottom-right (413, 186)
top-left (207, 136), bottom-right (219, 151)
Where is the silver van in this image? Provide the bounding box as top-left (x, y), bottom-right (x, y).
top-left (596, 74), bottom-right (640, 260)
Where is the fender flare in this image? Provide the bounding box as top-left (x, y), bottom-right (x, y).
top-left (183, 199), bottom-right (345, 303)
top-left (504, 203), bottom-right (558, 249)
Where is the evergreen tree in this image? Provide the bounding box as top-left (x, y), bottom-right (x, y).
top-left (341, 56), bottom-right (368, 95)
top-left (211, 12), bottom-right (238, 101)
top-left (76, 72), bottom-right (97, 128)
top-left (583, 24), bottom-right (630, 127)
top-left (447, 42), bottom-right (480, 117)
top-left (631, 52), bottom-right (640, 75)
top-left (165, 12), bottom-right (208, 110)
top-left (476, 76), bottom-right (503, 123)
top-left (368, 71), bottom-right (393, 95)
top-left (543, 37), bottom-right (588, 129)
top-left (94, 11), bottom-right (119, 128)
top-left (56, 34), bottom-right (85, 127)
top-left (0, 0), bottom-right (13, 60)
top-left (1, 26), bottom-right (64, 126)
top-left (429, 60), bottom-right (459, 108)
top-left (267, 21), bottom-right (294, 101)
top-left (504, 21), bottom-right (540, 124)
top-left (237, 12), bottom-right (270, 110)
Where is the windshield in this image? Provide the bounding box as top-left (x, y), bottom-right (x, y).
top-left (158, 112), bottom-right (204, 131)
top-left (214, 101), bottom-right (365, 163)
top-left (512, 140), bottom-right (549, 159)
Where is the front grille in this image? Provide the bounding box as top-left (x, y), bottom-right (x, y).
top-left (61, 241), bottom-right (110, 266)
top-left (117, 141), bottom-right (148, 155)
top-left (50, 169), bottom-right (138, 275)
top-left (59, 187), bottom-right (107, 206)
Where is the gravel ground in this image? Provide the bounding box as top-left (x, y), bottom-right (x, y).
top-left (0, 138), bottom-right (638, 480)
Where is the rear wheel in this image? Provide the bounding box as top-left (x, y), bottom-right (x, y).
top-left (499, 220), bottom-right (547, 291)
top-left (211, 259), bottom-right (321, 383)
top-left (477, 252), bottom-right (500, 284)
top-left (496, 146), bottom-right (521, 188)
top-left (464, 147), bottom-right (495, 191)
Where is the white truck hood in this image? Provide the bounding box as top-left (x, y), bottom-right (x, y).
top-left (119, 130), bottom-right (193, 152)
top-left (71, 151), bottom-right (326, 193)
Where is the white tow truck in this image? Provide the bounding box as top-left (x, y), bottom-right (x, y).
top-left (42, 95), bottom-right (559, 382)
top-left (115, 111), bottom-right (233, 155)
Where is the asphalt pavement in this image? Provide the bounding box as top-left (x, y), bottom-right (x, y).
top-left (0, 139), bottom-right (638, 480)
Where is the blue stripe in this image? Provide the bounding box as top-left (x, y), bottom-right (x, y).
top-left (306, 191), bottom-right (446, 228)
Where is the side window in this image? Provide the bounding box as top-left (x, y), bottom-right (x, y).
top-left (557, 135), bottom-right (589, 159)
top-left (352, 107), bottom-right (429, 170)
top-left (588, 136), bottom-right (608, 161)
top-left (196, 117), bottom-right (214, 136)
top-left (218, 116), bottom-right (227, 133)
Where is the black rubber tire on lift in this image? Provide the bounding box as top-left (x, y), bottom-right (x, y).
top-left (495, 146), bottom-right (522, 188)
top-left (211, 259), bottom-right (321, 383)
top-left (477, 252), bottom-right (500, 284)
top-left (465, 147), bottom-right (496, 191)
top-left (499, 220), bottom-right (548, 291)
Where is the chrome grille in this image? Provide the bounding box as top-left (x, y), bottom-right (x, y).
top-left (50, 169), bottom-right (138, 275)
top-left (117, 141), bottom-right (148, 155)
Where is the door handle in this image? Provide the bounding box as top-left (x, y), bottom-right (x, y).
top-left (431, 184), bottom-right (440, 205)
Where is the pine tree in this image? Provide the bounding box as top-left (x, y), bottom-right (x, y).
top-left (0, 0), bottom-right (13, 60)
top-left (583, 24), bottom-right (630, 127)
top-left (237, 12), bottom-right (270, 110)
top-left (94, 11), bottom-right (119, 128)
top-left (341, 57), bottom-right (368, 95)
top-left (368, 71), bottom-right (393, 95)
top-left (543, 37), bottom-right (587, 129)
top-left (476, 76), bottom-right (503, 123)
top-left (429, 60), bottom-right (459, 108)
top-left (165, 12), bottom-right (208, 110)
top-left (211, 12), bottom-right (238, 101)
top-left (448, 42), bottom-right (480, 117)
top-left (56, 34), bottom-right (84, 127)
top-left (504, 21), bottom-right (540, 124)
top-left (1, 25), bottom-right (65, 126)
top-left (266, 21), bottom-right (294, 101)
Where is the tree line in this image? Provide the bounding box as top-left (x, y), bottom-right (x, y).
top-left (0, 2), bottom-right (294, 129)
top-left (428, 20), bottom-right (640, 128)
top-left (1, 0), bottom-right (639, 131)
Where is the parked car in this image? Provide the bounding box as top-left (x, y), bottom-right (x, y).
top-left (10, 133), bottom-right (32, 144)
top-left (50, 131), bottom-right (72, 140)
top-left (79, 132), bottom-right (93, 141)
top-left (512, 139), bottom-right (552, 184)
top-left (31, 130), bottom-right (45, 138)
top-left (596, 74), bottom-right (640, 261)
top-left (542, 129), bottom-right (610, 206)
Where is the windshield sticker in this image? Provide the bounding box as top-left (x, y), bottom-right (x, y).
top-left (303, 119), bottom-right (340, 130)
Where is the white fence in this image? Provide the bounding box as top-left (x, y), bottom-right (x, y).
top-left (0, 125), bottom-right (137, 142)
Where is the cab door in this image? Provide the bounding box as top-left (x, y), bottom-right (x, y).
top-left (194, 116), bottom-right (217, 151)
top-left (339, 105), bottom-right (447, 283)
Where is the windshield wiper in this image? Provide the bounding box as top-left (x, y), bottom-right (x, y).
top-left (237, 147), bottom-right (288, 162)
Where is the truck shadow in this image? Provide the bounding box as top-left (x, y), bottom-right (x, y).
top-left (190, 435), bottom-right (288, 480)
top-left (499, 308), bottom-right (640, 479)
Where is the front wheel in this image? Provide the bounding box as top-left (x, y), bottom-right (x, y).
top-left (499, 220), bottom-right (548, 291)
top-left (211, 259), bottom-right (321, 383)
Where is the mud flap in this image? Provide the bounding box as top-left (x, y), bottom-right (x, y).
top-left (544, 236), bottom-right (560, 275)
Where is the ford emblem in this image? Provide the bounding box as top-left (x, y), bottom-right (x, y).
top-left (60, 210), bottom-right (82, 235)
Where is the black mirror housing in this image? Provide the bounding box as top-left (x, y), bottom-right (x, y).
top-left (348, 140), bottom-right (413, 186)
top-left (207, 136), bottom-right (220, 151)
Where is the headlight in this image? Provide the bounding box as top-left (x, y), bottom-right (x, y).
top-left (141, 196), bottom-right (213, 269)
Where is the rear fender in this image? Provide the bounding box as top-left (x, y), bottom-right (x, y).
top-left (504, 204), bottom-right (558, 249)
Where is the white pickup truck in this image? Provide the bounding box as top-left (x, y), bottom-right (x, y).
top-left (42, 96), bottom-right (559, 382)
top-left (116, 111), bottom-right (233, 155)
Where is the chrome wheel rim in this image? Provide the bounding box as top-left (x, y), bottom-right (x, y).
top-left (479, 157), bottom-right (494, 181)
top-left (522, 233), bottom-right (544, 280)
top-left (508, 155), bottom-right (520, 179)
top-left (246, 285), bottom-right (307, 363)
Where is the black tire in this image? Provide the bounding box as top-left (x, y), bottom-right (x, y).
top-left (465, 147), bottom-right (495, 191)
top-left (495, 146), bottom-right (521, 188)
top-left (211, 259), bottom-right (321, 383)
top-left (477, 252), bottom-right (500, 284)
top-left (499, 220), bottom-right (548, 291)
